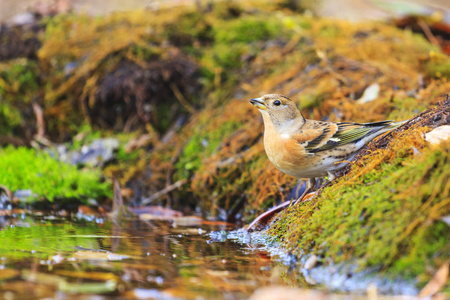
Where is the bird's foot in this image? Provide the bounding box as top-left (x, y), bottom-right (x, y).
top-left (246, 192), bottom-right (317, 231)
top-left (293, 191), bottom-right (317, 205)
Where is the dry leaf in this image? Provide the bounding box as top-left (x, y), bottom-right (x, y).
top-left (418, 260), bottom-right (449, 297)
top-left (71, 251), bottom-right (129, 261)
top-left (357, 83), bottom-right (380, 104)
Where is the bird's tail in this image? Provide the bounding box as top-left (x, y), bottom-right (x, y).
top-left (360, 119), bottom-right (407, 144)
top-left (362, 120), bottom-right (407, 128)
top-left (387, 120), bottom-right (408, 131)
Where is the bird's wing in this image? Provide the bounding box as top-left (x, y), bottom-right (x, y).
top-left (290, 122), bottom-right (339, 150)
top-left (301, 120), bottom-right (395, 153)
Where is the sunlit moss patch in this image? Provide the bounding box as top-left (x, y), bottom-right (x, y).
top-left (0, 146), bottom-right (111, 202)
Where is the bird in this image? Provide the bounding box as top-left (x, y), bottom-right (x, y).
top-left (249, 94), bottom-right (405, 208)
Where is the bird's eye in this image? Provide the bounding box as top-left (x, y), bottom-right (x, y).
top-left (274, 100), bottom-right (281, 106)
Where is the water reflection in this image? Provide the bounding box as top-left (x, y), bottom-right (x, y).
top-left (0, 214), bottom-right (290, 299)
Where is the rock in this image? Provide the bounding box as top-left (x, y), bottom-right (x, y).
top-left (304, 254), bottom-right (319, 270)
top-left (425, 125), bottom-right (450, 146)
top-left (53, 138), bottom-right (119, 167)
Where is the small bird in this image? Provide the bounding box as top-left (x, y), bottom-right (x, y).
top-left (250, 94), bottom-right (405, 205)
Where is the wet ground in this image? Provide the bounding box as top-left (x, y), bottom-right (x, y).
top-left (0, 212), bottom-right (427, 299)
top-left (0, 213), bottom-right (296, 299)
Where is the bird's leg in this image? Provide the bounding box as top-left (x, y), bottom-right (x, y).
top-left (327, 171), bottom-right (336, 182)
top-left (315, 177), bottom-right (323, 188)
top-left (324, 172), bottom-right (337, 188)
top-left (293, 178), bottom-right (316, 205)
top-left (289, 179), bottom-right (302, 206)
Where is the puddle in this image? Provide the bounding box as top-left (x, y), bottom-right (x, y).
top-left (0, 214), bottom-right (297, 299)
top-left (0, 214), bottom-right (425, 299)
top-left (211, 230), bottom-right (419, 296)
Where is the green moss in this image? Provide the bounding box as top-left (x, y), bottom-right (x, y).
top-left (69, 123), bottom-right (102, 150)
top-left (214, 17), bottom-right (283, 44)
top-left (0, 146), bottom-right (112, 202)
top-left (207, 43), bottom-right (248, 69)
top-left (175, 118), bottom-right (241, 179)
top-left (386, 97), bottom-right (428, 121)
top-left (317, 23), bottom-right (341, 38)
top-left (0, 59), bottom-right (40, 135)
top-left (268, 141), bottom-right (450, 280)
top-left (425, 60), bottom-right (450, 79)
top-left (393, 221), bottom-right (449, 278)
top-left (154, 102), bottom-right (176, 133)
top-left (131, 45), bottom-right (161, 61)
top-left (299, 92), bottom-right (327, 109)
top-left (0, 103), bottom-right (22, 135)
top-left (0, 59), bottom-right (40, 103)
top-left (164, 12), bottom-right (213, 46)
top-left (212, 1), bottom-right (243, 19)
top-left (201, 15), bottom-right (289, 71)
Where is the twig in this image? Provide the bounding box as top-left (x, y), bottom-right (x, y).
top-left (418, 19), bottom-right (440, 48)
top-left (111, 178), bottom-right (126, 218)
top-left (141, 178), bottom-right (188, 206)
top-left (170, 83), bottom-right (195, 114)
top-left (32, 101), bottom-right (45, 138)
top-left (165, 142), bottom-right (187, 207)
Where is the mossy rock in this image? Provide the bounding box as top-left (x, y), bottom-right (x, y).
top-left (267, 118), bottom-right (450, 282)
top-left (0, 146), bottom-right (112, 202)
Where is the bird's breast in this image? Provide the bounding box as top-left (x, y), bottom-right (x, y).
top-left (263, 131), bottom-right (320, 178)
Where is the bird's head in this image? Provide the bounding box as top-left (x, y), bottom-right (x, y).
top-left (250, 94), bottom-right (305, 129)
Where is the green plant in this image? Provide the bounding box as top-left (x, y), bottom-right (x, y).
top-left (0, 146), bottom-right (112, 202)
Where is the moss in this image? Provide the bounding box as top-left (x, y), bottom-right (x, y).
top-left (0, 59), bottom-right (39, 103)
top-left (0, 146), bottom-right (112, 202)
top-left (69, 123), bottom-right (102, 150)
top-left (212, 1), bottom-right (243, 19)
top-left (163, 12), bottom-right (214, 47)
top-left (425, 59), bottom-right (450, 79)
top-left (0, 59), bottom-right (41, 135)
top-left (213, 17), bottom-right (283, 44)
top-left (208, 43), bottom-right (248, 69)
top-left (199, 14), bottom-right (291, 86)
top-left (268, 131), bottom-right (450, 281)
top-left (393, 221), bottom-right (449, 279)
top-left (0, 103), bottom-right (22, 135)
top-left (385, 96), bottom-right (428, 120)
top-left (175, 116), bottom-right (242, 179)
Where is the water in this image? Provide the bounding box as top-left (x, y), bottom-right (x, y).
top-left (0, 213), bottom-right (426, 299)
top-left (0, 213), bottom-right (295, 299)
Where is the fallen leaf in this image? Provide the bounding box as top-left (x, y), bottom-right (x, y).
top-left (0, 268), bottom-right (19, 280)
top-left (53, 270), bottom-right (118, 281)
top-left (71, 251), bottom-right (129, 261)
top-left (129, 206), bottom-right (183, 217)
top-left (357, 83), bottom-right (380, 104)
top-left (59, 280), bottom-right (117, 294)
top-left (78, 205), bottom-right (97, 216)
top-left (419, 260), bottom-right (449, 297)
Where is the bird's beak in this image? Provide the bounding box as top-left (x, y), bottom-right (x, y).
top-left (249, 98), bottom-right (267, 110)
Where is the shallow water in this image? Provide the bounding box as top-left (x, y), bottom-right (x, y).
top-left (0, 213), bottom-right (297, 299)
